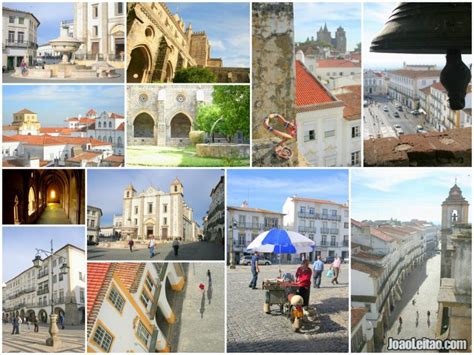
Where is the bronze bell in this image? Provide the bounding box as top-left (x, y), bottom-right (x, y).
top-left (371, 3), bottom-right (472, 110)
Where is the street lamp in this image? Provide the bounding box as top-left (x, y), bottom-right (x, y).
top-left (229, 219), bottom-right (237, 269)
top-left (32, 239), bottom-right (68, 348)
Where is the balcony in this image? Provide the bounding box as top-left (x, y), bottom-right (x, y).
top-left (319, 214), bottom-right (342, 221)
top-left (37, 287), bottom-right (49, 296)
top-left (298, 212), bottom-right (318, 219)
top-left (5, 40), bottom-right (38, 49)
top-left (37, 270), bottom-right (49, 279)
top-left (320, 228), bottom-right (330, 234)
top-left (330, 228), bottom-right (339, 234)
top-left (298, 226), bottom-right (316, 233)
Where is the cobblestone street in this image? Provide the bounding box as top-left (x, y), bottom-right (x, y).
top-left (2, 324), bottom-right (84, 353)
top-left (227, 264), bottom-right (348, 352)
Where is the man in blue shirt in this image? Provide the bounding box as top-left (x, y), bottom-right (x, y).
top-left (248, 252), bottom-right (260, 289)
top-left (313, 255), bottom-right (324, 288)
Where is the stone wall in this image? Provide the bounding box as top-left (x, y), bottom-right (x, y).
top-left (364, 127), bottom-right (471, 167)
top-left (195, 143), bottom-right (250, 159)
top-left (252, 3), bottom-right (298, 167)
top-left (208, 67), bottom-right (250, 83)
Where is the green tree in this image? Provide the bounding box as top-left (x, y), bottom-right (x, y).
top-left (173, 67), bottom-right (217, 83)
top-left (194, 103), bottom-right (222, 134)
top-left (354, 42), bottom-right (361, 52)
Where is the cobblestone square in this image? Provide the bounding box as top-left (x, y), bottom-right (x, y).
top-left (227, 264), bottom-right (349, 352)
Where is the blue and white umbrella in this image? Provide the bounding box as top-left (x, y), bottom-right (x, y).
top-left (247, 228), bottom-right (315, 275)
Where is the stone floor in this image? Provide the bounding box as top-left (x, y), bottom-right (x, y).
top-left (169, 263), bottom-right (225, 353)
top-left (382, 253), bottom-right (440, 352)
top-left (87, 241), bottom-right (225, 261)
top-left (227, 264), bottom-right (349, 352)
top-left (2, 70), bottom-right (124, 83)
top-left (2, 323), bottom-right (84, 353)
top-left (36, 203), bottom-right (71, 224)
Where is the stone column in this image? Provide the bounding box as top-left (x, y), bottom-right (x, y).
top-left (252, 3), bottom-right (298, 167)
top-left (101, 3), bottom-right (109, 58)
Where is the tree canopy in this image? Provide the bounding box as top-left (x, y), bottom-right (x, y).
top-left (173, 67), bottom-right (217, 83)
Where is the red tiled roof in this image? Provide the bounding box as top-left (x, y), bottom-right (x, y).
top-left (3, 125), bottom-right (17, 131)
top-left (292, 196), bottom-right (346, 207)
top-left (15, 108), bottom-right (36, 115)
top-left (113, 263), bottom-right (144, 292)
top-left (370, 227), bottom-right (394, 242)
top-left (431, 82), bottom-right (447, 93)
top-left (5, 134), bottom-right (110, 147)
top-left (3, 135), bottom-right (20, 142)
top-left (227, 205), bottom-right (285, 215)
top-left (317, 59), bottom-right (360, 68)
top-left (67, 151), bottom-right (102, 162)
top-left (351, 219), bottom-right (367, 228)
top-left (336, 85), bottom-right (361, 121)
top-left (110, 112), bottom-right (124, 119)
top-left (67, 117), bottom-right (79, 122)
top-left (390, 69), bottom-right (441, 79)
top-left (352, 260), bottom-right (384, 277)
top-left (104, 155), bottom-right (125, 162)
top-left (87, 263), bottom-right (111, 316)
top-left (295, 60), bottom-right (336, 106)
top-left (86, 109), bottom-right (97, 115)
top-left (117, 122), bottom-right (125, 131)
top-left (79, 118), bottom-right (95, 124)
top-left (351, 308), bottom-right (368, 328)
top-left (39, 127), bottom-right (73, 134)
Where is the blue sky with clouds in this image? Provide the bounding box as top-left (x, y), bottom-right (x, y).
top-left (3, 85), bottom-right (124, 127)
top-left (3, 227), bottom-right (84, 281)
top-left (294, 3), bottom-right (361, 52)
top-left (352, 168), bottom-right (472, 225)
top-left (4, 2), bottom-right (74, 45)
top-left (166, 3), bottom-right (249, 67)
top-left (227, 169), bottom-right (349, 213)
top-left (364, 3), bottom-right (472, 70)
top-left (87, 169), bottom-right (224, 225)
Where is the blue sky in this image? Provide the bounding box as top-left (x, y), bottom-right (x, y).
top-left (227, 169), bottom-right (349, 212)
top-left (166, 3), bottom-right (250, 67)
top-left (3, 227), bottom-right (84, 282)
top-left (352, 168), bottom-right (472, 225)
top-left (364, 3), bottom-right (472, 70)
top-left (87, 169), bottom-right (224, 225)
top-left (294, 3), bottom-right (361, 52)
top-left (3, 85), bottom-right (124, 127)
top-left (4, 2), bottom-right (74, 45)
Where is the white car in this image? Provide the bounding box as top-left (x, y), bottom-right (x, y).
top-left (383, 106), bottom-right (389, 112)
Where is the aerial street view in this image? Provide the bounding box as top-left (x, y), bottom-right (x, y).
top-left (351, 169), bottom-right (471, 352)
top-left (2, 85), bottom-right (125, 167)
top-left (2, 227), bottom-right (86, 353)
top-left (3, 2), bottom-right (125, 83)
top-left (127, 2), bottom-right (250, 83)
top-left (252, 2), bottom-right (361, 167)
top-left (126, 84), bottom-right (250, 167)
top-left (227, 169), bottom-right (349, 352)
top-left (2, 169), bottom-right (85, 225)
top-left (87, 169), bottom-right (225, 261)
top-left (87, 262), bottom-right (225, 352)
top-left (363, 2), bottom-right (472, 166)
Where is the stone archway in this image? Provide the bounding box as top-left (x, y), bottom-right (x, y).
top-left (165, 61), bottom-right (173, 83)
top-left (134, 113), bottom-right (155, 138)
top-left (170, 113), bottom-right (192, 138)
top-left (38, 309), bottom-right (48, 323)
top-left (127, 46), bottom-right (152, 83)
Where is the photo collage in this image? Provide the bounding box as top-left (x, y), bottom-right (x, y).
top-left (1, 1), bottom-right (472, 354)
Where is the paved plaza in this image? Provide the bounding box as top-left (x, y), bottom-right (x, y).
top-left (382, 252), bottom-right (440, 352)
top-left (2, 70), bottom-right (124, 84)
top-left (169, 263), bottom-right (225, 352)
top-left (2, 324), bottom-right (84, 353)
top-left (88, 241), bottom-right (224, 261)
top-left (227, 264), bottom-right (349, 352)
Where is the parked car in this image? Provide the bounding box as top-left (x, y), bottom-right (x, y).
top-left (393, 111), bottom-right (400, 118)
top-left (411, 110), bottom-right (420, 116)
top-left (87, 239), bottom-right (98, 246)
top-left (397, 105), bottom-right (403, 112)
top-left (383, 106), bottom-right (389, 112)
top-left (416, 125), bottom-right (424, 132)
top-left (324, 256), bottom-right (335, 264)
top-left (240, 255), bottom-right (272, 265)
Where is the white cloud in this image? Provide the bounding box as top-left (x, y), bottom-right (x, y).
top-left (209, 39), bottom-right (226, 51)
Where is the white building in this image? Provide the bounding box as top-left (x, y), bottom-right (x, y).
top-left (205, 176), bottom-right (225, 243)
top-left (295, 58), bottom-right (361, 167)
top-left (283, 196), bottom-right (349, 261)
top-left (351, 307), bottom-right (374, 352)
top-left (227, 202), bottom-right (284, 264)
top-left (364, 70), bottom-right (388, 96)
top-left (117, 178), bottom-right (195, 241)
top-left (74, 2), bottom-right (125, 61)
top-left (2, 7), bottom-right (40, 69)
top-left (87, 263), bottom-right (185, 352)
top-left (2, 244), bottom-right (85, 326)
top-left (86, 111), bottom-right (125, 155)
top-left (308, 58), bottom-right (361, 89)
top-left (87, 205), bottom-right (103, 243)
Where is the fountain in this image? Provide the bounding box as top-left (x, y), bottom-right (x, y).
top-left (13, 24), bottom-right (119, 80)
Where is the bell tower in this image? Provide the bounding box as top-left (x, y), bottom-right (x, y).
top-left (170, 177), bottom-right (183, 195)
top-left (123, 183), bottom-right (136, 224)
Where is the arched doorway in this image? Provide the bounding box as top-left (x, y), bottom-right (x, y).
top-left (127, 46), bottom-right (151, 83)
top-left (38, 309), bottom-right (48, 323)
top-left (28, 186), bottom-right (36, 216)
top-left (26, 310), bottom-right (35, 322)
top-left (134, 113), bottom-right (154, 138)
top-left (170, 113), bottom-right (192, 138)
top-left (165, 61), bottom-right (173, 82)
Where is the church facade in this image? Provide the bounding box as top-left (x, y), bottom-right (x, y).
top-left (127, 85), bottom-right (213, 147)
top-left (118, 178), bottom-right (195, 241)
top-left (316, 23), bottom-right (347, 53)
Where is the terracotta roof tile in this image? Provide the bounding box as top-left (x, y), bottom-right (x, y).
top-left (227, 205), bottom-right (285, 215)
top-left (15, 108), bottom-right (36, 115)
top-left (295, 60), bottom-right (336, 106)
top-left (336, 85), bottom-right (361, 121)
top-left (86, 109), bottom-right (97, 115)
top-left (87, 263), bottom-right (111, 316)
top-left (351, 307), bottom-right (368, 328)
top-left (370, 227), bottom-right (394, 242)
top-left (352, 260), bottom-right (384, 277)
top-left (109, 112), bottom-right (125, 119)
top-left (390, 69), bottom-right (441, 79)
top-left (66, 151), bottom-right (102, 162)
top-left (317, 59), bottom-right (360, 68)
top-left (5, 134), bottom-right (110, 147)
top-left (292, 196), bottom-right (347, 207)
top-left (431, 82), bottom-right (447, 92)
top-left (104, 155), bottom-right (125, 162)
top-left (117, 122), bottom-right (125, 131)
top-left (113, 263), bottom-right (145, 292)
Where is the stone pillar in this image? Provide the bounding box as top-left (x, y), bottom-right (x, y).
top-left (252, 3), bottom-right (298, 167)
top-left (101, 3), bottom-right (109, 58)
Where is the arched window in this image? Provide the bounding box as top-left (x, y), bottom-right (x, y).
top-left (108, 136), bottom-right (113, 143)
top-left (109, 121), bottom-right (112, 128)
top-left (117, 136), bottom-right (122, 147)
top-left (28, 187), bottom-right (36, 216)
top-left (14, 195), bottom-right (20, 224)
top-left (98, 122), bottom-right (102, 128)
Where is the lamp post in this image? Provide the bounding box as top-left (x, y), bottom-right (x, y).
top-left (32, 239), bottom-right (69, 348)
top-left (229, 219), bottom-right (237, 269)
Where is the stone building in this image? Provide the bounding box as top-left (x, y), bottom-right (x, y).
top-left (126, 3), bottom-right (248, 83)
top-left (205, 176), bottom-right (225, 243)
top-left (2, 7), bottom-right (40, 69)
top-left (364, 70), bottom-right (387, 96)
top-left (87, 205), bottom-right (103, 244)
top-left (316, 23), bottom-right (347, 53)
top-left (86, 111), bottom-right (125, 155)
top-left (127, 85), bottom-right (213, 147)
top-left (9, 108), bottom-right (41, 135)
top-left (87, 262), bottom-right (185, 352)
top-left (2, 169), bottom-right (85, 225)
top-left (117, 178), bottom-right (195, 241)
top-left (2, 244), bottom-right (86, 326)
top-left (74, 2), bottom-right (125, 60)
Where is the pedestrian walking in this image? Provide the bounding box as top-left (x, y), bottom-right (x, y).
top-left (331, 256), bottom-right (342, 285)
top-left (248, 252), bottom-right (260, 289)
top-left (312, 255), bottom-right (324, 288)
top-left (128, 239), bottom-right (134, 252)
top-left (25, 317), bottom-right (30, 330)
top-left (59, 313), bottom-right (65, 330)
top-left (33, 315), bottom-right (39, 333)
top-left (416, 310), bottom-right (419, 320)
top-left (399, 316), bottom-right (403, 325)
top-left (148, 235), bottom-right (156, 258)
top-left (427, 310), bottom-right (431, 318)
top-left (295, 259), bottom-right (312, 307)
top-left (172, 239), bottom-right (180, 256)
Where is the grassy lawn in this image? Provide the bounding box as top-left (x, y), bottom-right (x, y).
top-left (126, 145), bottom-right (249, 167)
